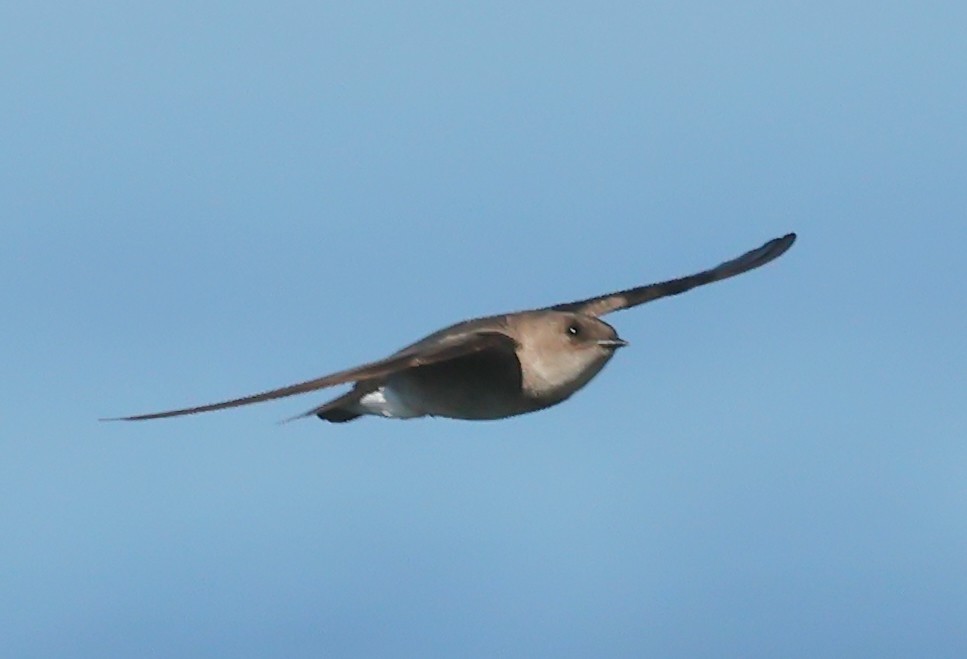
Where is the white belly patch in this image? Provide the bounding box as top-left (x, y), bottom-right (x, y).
top-left (355, 386), bottom-right (424, 419)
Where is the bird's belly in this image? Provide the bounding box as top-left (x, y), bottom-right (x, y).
top-left (385, 374), bottom-right (533, 420)
top-left (384, 350), bottom-right (536, 420)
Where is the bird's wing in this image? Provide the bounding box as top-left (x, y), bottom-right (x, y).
top-left (105, 330), bottom-right (518, 421)
top-left (550, 233), bottom-right (796, 317)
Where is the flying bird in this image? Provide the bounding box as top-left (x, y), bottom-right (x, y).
top-left (108, 233), bottom-right (796, 424)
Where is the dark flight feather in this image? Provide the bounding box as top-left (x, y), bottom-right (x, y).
top-left (105, 331), bottom-right (517, 420)
top-left (550, 233), bottom-right (796, 317)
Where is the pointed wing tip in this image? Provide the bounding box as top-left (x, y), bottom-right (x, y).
top-left (757, 231), bottom-right (797, 264)
top-left (775, 231), bottom-right (797, 250)
top-left (277, 411), bottom-right (313, 425)
top-left (100, 408), bottom-right (209, 421)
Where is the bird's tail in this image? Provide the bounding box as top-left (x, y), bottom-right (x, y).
top-left (316, 407), bottom-right (362, 423)
top-left (297, 388), bottom-right (365, 423)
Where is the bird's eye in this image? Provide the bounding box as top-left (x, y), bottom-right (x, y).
top-left (567, 323), bottom-right (581, 337)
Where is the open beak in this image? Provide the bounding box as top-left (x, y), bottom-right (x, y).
top-left (597, 338), bottom-right (629, 349)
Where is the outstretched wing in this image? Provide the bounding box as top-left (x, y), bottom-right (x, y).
top-left (105, 331), bottom-right (517, 421)
top-left (551, 233), bottom-right (796, 317)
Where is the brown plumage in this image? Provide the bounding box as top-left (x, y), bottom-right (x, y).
top-left (105, 232), bottom-right (796, 423)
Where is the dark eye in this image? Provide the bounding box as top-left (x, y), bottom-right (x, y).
top-left (567, 323), bottom-right (581, 337)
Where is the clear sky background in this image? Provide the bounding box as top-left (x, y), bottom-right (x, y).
top-left (3, 2), bottom-right (965, 657)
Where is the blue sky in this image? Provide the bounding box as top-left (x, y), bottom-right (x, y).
top-left (2, 2), bottom-right (965, 657)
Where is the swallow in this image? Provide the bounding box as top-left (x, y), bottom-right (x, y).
top-left (107, 233), bottom-right (796, 423)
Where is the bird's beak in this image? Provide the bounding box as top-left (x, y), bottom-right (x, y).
top-left (597, 338), bottom-right (629, 349)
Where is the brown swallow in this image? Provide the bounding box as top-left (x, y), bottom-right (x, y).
top-left (107, 233), bottom-right (796, 423)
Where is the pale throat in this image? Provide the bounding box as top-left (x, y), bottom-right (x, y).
top-left (518, 342), bottom-right (607, 398)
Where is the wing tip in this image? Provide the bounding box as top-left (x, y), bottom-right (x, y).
top-left (755, 231), bottom-right (797, 265)
top-left (776, 231), bottom-right (797, 251)
top-left (99, 413), bottom-right (163, 422)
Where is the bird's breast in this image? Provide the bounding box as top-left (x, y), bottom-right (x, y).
top-left (517, 345), bottom-right (613, 402)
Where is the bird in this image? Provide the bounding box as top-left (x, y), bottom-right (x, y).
top-left (107, 232), bottom-right (796, 424)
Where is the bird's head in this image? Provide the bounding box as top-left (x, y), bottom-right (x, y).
top-left (514, 311), bottom-right (628, 397)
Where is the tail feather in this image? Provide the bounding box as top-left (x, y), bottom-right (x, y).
top-left (316, 407), bottom-right (362, 423)
top-left (303, 388), bottom-right (367, 424)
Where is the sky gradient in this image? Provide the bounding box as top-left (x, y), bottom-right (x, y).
top-left (3, 2), bottom-right (966, 657)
